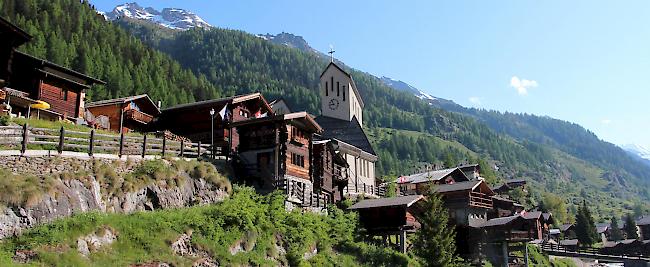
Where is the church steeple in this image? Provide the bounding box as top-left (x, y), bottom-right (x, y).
top-left (319, 61), bottom-right (364, 126)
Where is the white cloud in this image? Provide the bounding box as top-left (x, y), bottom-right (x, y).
top-left (469, 97), bottom-right (481, 105)
top-left (510, 76), bottom-right (538, 95)
top-left (601, 119), bottom-right (612, 125)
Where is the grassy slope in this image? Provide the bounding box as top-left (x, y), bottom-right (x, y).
top-left (0, 187), bottom-right (417, 267)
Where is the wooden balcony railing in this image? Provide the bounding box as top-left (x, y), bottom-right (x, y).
top-left (468, 192), bottom-right (493, 209)
top-left (125, 109), bottom-right (154, 124)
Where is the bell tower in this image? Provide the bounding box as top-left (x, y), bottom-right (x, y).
top-left (319, 53), bottom-right (364, 126)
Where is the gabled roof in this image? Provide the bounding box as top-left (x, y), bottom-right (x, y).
top-left (348, 195), bottom-right (424, 210)
top-left (319, 62), bottom-right (364, 108)
top-left (0, 16), bottom-right (32, 46)
top-left (636, 216), bottom-right (650, 226)
top-left (229, 111), bottom-right (322, 133)
top-left (435, 180), bottom-right (494, 195)
top-left (87, 94), bottom-right (161, 115)
top-left (14, 51), bottom-right (105, 85)
top-left (522, 211), bottom-right (543, 220)
top-left (480, 215), bottom-right (523, 228)
top-left (399, 167), bottom-right (470, 184)
top-left (314, 116), bottom-right (375, 156)
top-left (559, 224), bottom-right (574, 232)
top-left (163, 92), bottom-right (273, 114)
top-left (596, 224), bottom-right (609, 234)
top-left (269, 98), bottom-right (292, 113)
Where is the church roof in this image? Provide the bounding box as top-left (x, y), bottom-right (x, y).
top-left (314, 116), bottom-right (376, 156)
top-left (319, 62), bottom-right (364, 108)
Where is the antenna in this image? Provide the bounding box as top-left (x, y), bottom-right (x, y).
top-left (328, 44), bottom-right (335, 63)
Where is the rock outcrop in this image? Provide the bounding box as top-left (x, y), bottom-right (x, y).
top-left (0, 155), bottom-right (229, 239)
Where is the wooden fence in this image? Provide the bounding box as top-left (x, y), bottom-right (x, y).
top-left (0, 124), bottom-right (218, 159)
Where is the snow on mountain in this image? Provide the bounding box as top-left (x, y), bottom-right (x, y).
top-left (256, 32), bottom-right (322, 55)
top-left (380, 77), bottom-right (437, 101)
top-left (622, 144), bottom-right (650, 161)
top-left (104, 2), bottom-right (211, 30)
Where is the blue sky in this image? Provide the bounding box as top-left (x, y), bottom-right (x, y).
top-left (91, 0), bottom-right (650, 148)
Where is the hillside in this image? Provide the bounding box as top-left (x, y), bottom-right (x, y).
top-left (2, 0), bottom-right (649, 219)
top-left (0, 187), bottom-right (416, 266)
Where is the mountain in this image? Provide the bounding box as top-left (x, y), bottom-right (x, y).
top-left (104, 2), bottom-right (211, 30)
top-left (5, 0), bottom-right (650, 219)
top-left (622, 144), bottom-right (650, 165)
top-left (256, 32), bottom-right (321, 55)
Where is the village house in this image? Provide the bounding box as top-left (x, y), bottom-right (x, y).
top-left (396, 167), bottom-right (471, 195)
top-left (86, 94), bottom-right (161, 133)
top-left (315, 61), bottom-right (379, 197)
top-left (348, 195), bottom-right (425, 253)
top-left (637, 216), bottom-right (650, 240)
top-left (229, 111), bottom-right (331, 206)
top-left (312, 139), bottom-right (349, 202)
top-left (156, 92), bottom-right (274, 155)
top-left (269, 98), bottom-right (292, 115)
top-left (0, 17), bottom-right (104, 121)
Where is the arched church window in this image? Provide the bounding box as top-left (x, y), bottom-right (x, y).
top-left (337, 82), bottom-right (340, 97)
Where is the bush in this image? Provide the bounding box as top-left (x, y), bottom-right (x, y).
top-left (0, 115), bottom-right (9, 126)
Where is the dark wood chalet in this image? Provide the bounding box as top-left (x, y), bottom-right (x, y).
top-left (229, 112), bottom-right (327, 206)
top-left (157, 93), bottom-right (274, 155)
top-left (312, 139), bottom-right (349, 202)
top-left (86, 94), bottom-right (161, 133)
top-left (348, 195), bottom-right (425, 253)
top-left (397, 167), bottom-right (470, 196)
top-left (0, 16), bottom-right (31, 85)
top-left (1, 17), bottom-right (104, 121)
top-left (638, 216), bottom-right (650, 241)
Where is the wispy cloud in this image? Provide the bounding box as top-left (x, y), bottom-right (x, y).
top-left (601, 119), bottom-right (612, 125)
top-left (510, 76), bottom-right (538, 95)
top-left (469, 97), bottom-right (481, 105)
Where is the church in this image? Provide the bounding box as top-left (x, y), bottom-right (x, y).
top-left (314, 61), bottom-right (379, 197)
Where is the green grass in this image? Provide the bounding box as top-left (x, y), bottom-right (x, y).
top-left (10, 118), bottom-right (142, 137)
top-left (0, 187), bottom-right (417, 267)
top-left (0, 169), bottom-right (56, 208)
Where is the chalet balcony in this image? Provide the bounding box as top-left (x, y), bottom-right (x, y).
top-left (125, 109), bottom-right (154, 124)
top-left (445, 192), bottom-right (493, 209)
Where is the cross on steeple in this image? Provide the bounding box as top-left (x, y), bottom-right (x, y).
top-left (328, 45), bottom-right (335, 63)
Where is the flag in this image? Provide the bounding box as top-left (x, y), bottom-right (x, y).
top-left (218, 104), bottom-right (229, 120)
top-left (254, 110), bottom-right (262, 118)
top-left (260, 112), bottom-right (268, 118)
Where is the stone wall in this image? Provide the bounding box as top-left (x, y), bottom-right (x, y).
top-left (0, 155), bottom-right (229, 239)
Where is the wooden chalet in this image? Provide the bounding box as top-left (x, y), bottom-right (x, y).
top-left (480, 214), bottom-right (544, 266)
top-left (520, 211), bottom-right (554, 241)
top-left (1, 17), bottom-right (104, 121)
top-left (157, 93), bottom-right (273, 155)
top-left (0, 16), bottom-right (31, 85)
top-left (312, 139), bottom-right (349, 202)
top-left (86, 94), bottom-right (161, 133)
top-left (458, 164), bottom-right (482, 180)
top-left (269, 98), bottom-right (292, 115)
top-left (490, 196), bottom-right (524, 218)
top-left (559, 223), bottom-right (576, 239)
top-left (637, 216), bottom-right (650, 241)
top-left (229, 112), bottom-right (329, 206)
top-left (397, 167), bottom-right (471, 196)
top-left (348, 195), bottom-right (425, 253)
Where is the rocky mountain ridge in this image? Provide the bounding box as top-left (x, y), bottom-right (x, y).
top-left (103, 2), bottom-right (211, 30)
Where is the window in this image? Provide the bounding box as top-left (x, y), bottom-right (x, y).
top-left (61, 90), bottom-right (68, 101)
top-left (337, 82), bottom-right (340, 96)
top-left (331, 77), bottom-right (334, 92)
top-left (325, 81), bottom-right (328, 96)
top-left (292, 153), bottom-right (305, 167)
top-left (239, 110), bottom-right (249, 118)
top-left (343, 86), bottom-right (346, 101)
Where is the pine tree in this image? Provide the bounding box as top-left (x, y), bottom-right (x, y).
top-left (624, 214), bottom-right (639, 240)
top-left (412, 190), bottom-right (458, 267)
top-left (575, 201), bottom-right (598, 246)
top-left (609, 217), bottom-right (623, 241)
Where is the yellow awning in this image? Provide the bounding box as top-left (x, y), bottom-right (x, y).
top-left (30, 100), bottom-right (50, 110)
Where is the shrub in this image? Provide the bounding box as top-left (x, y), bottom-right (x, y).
top-left (0, 115), bottom-right (9, 126)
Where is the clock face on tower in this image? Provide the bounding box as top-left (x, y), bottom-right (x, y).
top-left (328, 98), bottom-right (340, 110)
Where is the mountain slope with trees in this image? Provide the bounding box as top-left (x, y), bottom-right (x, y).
top-left (2, 0), bottom-right (648, 219)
